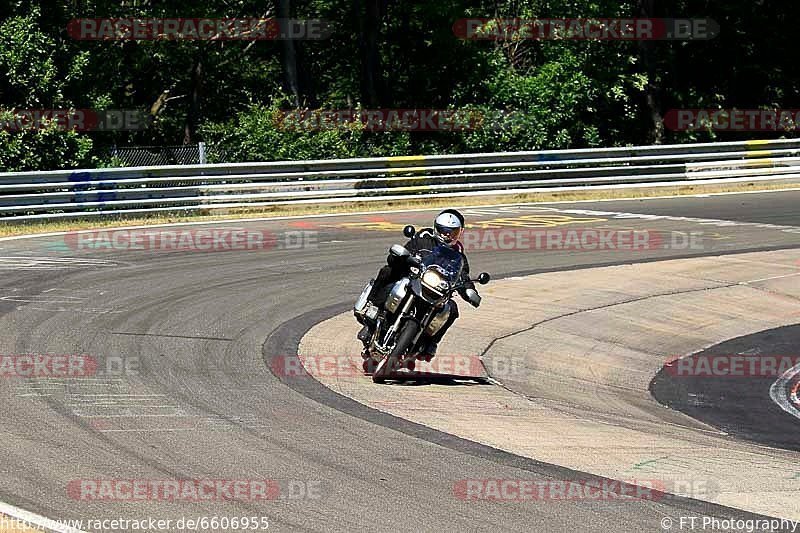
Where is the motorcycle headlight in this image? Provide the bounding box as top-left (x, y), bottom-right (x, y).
top-left (421, 270), bottom-right (448, 292)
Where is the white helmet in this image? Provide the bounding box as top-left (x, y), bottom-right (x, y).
top-left (433, 209), bottom-right (464, 244)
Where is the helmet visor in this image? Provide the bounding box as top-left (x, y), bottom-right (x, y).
top-left (435, 224), bottom-right (463, 243)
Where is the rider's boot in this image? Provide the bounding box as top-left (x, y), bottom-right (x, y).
top-left (420, 340), bottom-right (438, 362)
top-left (357, 324), bottom-right (372, 346)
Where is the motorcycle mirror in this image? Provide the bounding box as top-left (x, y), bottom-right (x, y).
top-left (403, 225), bottom-right (416, 238)
top-left (477, 273), bottom-right (491, 285)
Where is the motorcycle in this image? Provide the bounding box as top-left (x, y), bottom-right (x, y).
top-left (354, 225), bottom-right (490, 383)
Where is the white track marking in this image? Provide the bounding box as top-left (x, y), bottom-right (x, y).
top-left (0, 500), bottom-right (86, 533)
top-left (1, 297), bottom-right (88, 303)
top-left (770, 362), bottom-right (800, 420)
top-left (25, 307), bottom-right (123, 314)
top-left (740, 272), bottom-right (800, 284)
top-left (90, 427), bottom-right (198, 433)
top-left (0, 287), bottom-right (120, 313)
top-left (521, 206), bottom-right (800, 234)
top-left (0, 256), bottom-right (117, 269)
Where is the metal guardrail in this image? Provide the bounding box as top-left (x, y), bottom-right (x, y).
top-left (1, 139), bottom-right (800, 221)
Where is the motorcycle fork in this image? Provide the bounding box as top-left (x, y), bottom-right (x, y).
top-left (368, 315), bottom-right (383, 351)
top-left (377, 295), bottom-right (415, 353)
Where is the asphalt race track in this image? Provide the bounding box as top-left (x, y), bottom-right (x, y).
top-left (1, 189), bottom-right (800, 532)
top-left (651, 324), bottom-right (800, 452)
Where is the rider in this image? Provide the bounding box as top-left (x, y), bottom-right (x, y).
top-left (359, 208), bottom-right (478, 359)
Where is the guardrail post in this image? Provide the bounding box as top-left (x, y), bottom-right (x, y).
top-left (198, 142), bottom-right (207, 165)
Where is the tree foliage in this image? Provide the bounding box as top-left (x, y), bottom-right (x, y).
top-left (0, 0), bottom-right (797, 170)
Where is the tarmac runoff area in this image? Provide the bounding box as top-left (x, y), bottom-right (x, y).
top-left (299, 248), bottom-right (800, 521)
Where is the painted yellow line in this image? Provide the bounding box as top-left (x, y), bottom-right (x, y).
top-left (470, 214), bottom-right (607, 228)
top-left (386, 165), bottom-right (431, 174)
top-left (745, 139), bottom-right (772, 146)
top-left (367, 175), bottom-right (430, 182)
top-left (745, 151), bottom-right (773, 159)
top-left (724, 159), bottom-right (775, 168)
top-left (384, 155), bottom-right (426, 167)
top-left (322, 221), bottom-right (407, 232)
top-left (386, 165), bottom-right (436, 174)
top-left (326, 214), bottom-right (608, 231)
top-left (384, 185), bottom-right (432, 193)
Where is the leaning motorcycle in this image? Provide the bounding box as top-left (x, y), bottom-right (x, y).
top-left (353, 225), bottom-right (490, 383)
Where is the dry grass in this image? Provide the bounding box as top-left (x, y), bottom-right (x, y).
top-left (1, 180), bottom-right (798, 238)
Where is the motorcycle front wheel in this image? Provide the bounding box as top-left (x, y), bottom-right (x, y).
top-left (372, 320), bottom-right (419, 384)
